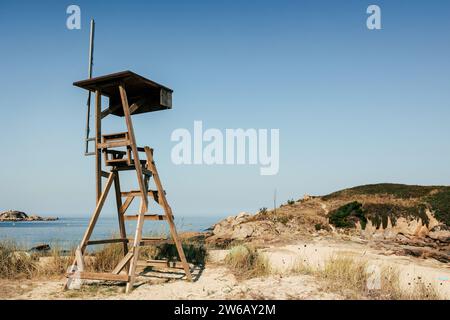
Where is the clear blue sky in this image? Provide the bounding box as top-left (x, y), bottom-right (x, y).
top-left (0, 0), bottom-right (449, 218)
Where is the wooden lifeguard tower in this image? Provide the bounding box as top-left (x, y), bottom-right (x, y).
top-left (65, 70), bottom-right (193, 293)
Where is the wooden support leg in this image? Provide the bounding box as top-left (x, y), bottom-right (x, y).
top-left (119, 84), bottom-right (149, 293)
top-left (80, 172), bottom-right (115, 252)
top-left (119, 84), bottom-right (148, 212)
top-left (95, 90), bottom-right (102, 203)
top-left (144, 147), bottom-right (193, 281)
top-left (64, 172), bottom-right (115, 289)
top-left (75, 246), bottom-right (85, 272)
top-left (125, 173), bottom-right (148, 292)
top-left (113, 171), bottom-right (129, 269)
top-left (166, 209), bottom-right (193, 281)
top-left (139, 175), bottom-right (150, 214)
top-left (66, 246), bottom-right (85, 290)
top-left (125, 204), bottom-right (146, 293)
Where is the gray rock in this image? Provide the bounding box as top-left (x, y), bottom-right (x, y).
top-left (0, 210), bottom-right (58, 222)
top-left (29, 244), bottom-right (51, 252)
top-left (0, 210), bottom-right (28, 221)
top-left (428, 230), bottom-right (450, 243)
top-left (231, 224), bottom-right (254, 240)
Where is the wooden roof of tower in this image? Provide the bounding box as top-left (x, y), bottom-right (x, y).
top-left (73, 70), bottom-right (173, 117)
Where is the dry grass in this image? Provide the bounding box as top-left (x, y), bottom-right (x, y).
top-left (0, 241), bottom-right (77, 279)
top-left (87, 243), bottom-right (124, 273)
top-left (290, 255), bottom-right (441, 300)
top-left (370, 264), bottom-right (440, 300)
top-left (320, 256), bottom-right (368, 295)
top-left (289, 258), bottom-right (314, 275)
top-left (0, 241), bottom-right (37, 279)
top-left (37, 246), bottom-right (75, 277)
top-left (0, 238), bottom-right (207, 280)
top-left (405, 281), bottom-right (440, 300)
top-left (0, 240), bottom-right (122, 279)
top-left (224, 245), bottom-right (270, 279)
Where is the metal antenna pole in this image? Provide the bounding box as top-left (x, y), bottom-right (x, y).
top-left (84, 19), bottom-right (95, 156)
top-left (274, 188), bottom-right (277, 214)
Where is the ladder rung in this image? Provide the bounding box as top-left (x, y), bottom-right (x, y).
top-left (98, 140), bottom-right (131, 149)
top-left (121, 190), bottom-right (160, 197)
top-left (86, 238), bottom-right (128, 246)
top-left (123, 214), bottom-right (166, 221)
top-left (127, 238), bottom-right (172, 245)
top-left (104, 159), bottom-right (147, 167)
top-left (130, 159), bottom-right (148, 165)
top-left (121, 190), bottom-right (160, 203)
top-left (102, 132), bottom-right (129, 141)
top-left (114, 163), bottom-right (148, 171)
top-left (105, 158), bottom-right (129, 164)
top-left (104, 149), bottom-right (127, 155)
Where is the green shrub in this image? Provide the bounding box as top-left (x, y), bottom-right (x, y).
top-left (328, 201), bottom-right (367, 229)
top-left (363, 203), bottom-right (429, 228)
top-left (315, 223), bottom-right (324, 231)
top-left (425, 189), bottom-right (450, 226)
top-left (322, 183), bottom-right (440, 201)
top-left (270, 214), bottom-right (291, 225)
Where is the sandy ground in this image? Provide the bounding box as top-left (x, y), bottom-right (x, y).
top-left (1, 238), bottom-right (449, 300)
top-left (261, 238), bottom-right (450, 298)
top-left (3, 265), bottom-right (341, 300)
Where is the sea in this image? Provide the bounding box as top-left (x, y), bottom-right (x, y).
top-left (0, 216), bottom-right (223, 250)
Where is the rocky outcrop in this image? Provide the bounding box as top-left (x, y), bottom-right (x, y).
top-left (355, 209), bottom-right (450, 246)
top-left (209, 212), bottom-right (254, 242)
top-left (206, 212), bottom-right (282, 245)
top-left (0, 210), bottom-right (58, 222)
top-left (206, 184), bottom-right (450, 263)
top-left (357, 209), bottom-right (440, 239)
top-left (0, 210), bottom-right (28, 220)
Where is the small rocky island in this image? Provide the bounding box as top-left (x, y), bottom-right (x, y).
top-left (0, 210), bottom-right (58, 222)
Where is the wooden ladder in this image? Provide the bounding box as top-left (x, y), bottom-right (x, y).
top-left (65, 84), bottom-right (192, 293)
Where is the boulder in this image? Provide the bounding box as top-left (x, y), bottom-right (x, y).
top-left (212, 212), bottom-right (252, 237)
top-left (207, 211), bottom-right (265, 244)
top-left (428, 230), bottom-right (450, 243)
top-left (230, 223), bottom-right (254, 240)
top-left (29, 244), bottom-right (51, 252)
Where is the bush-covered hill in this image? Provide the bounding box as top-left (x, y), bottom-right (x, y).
top-left (323, 183), bottom-right (450, 228)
